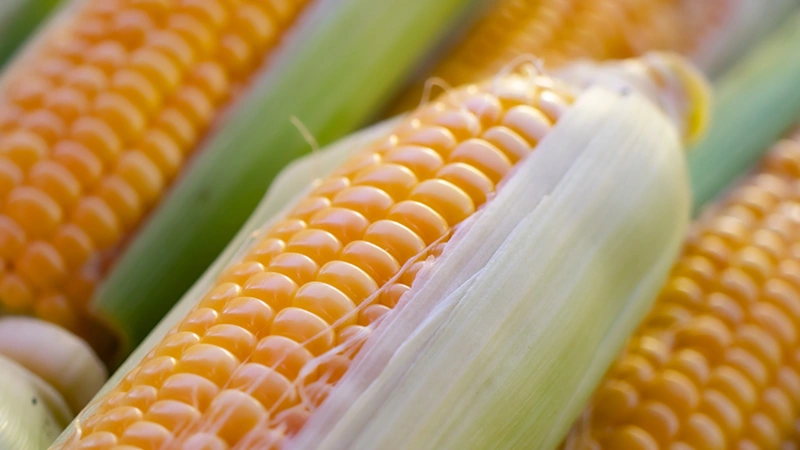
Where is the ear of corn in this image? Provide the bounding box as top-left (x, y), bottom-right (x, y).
top-left (389, 0), bottom-right (699, 113)
top-left (290, 68), bottom-right (697, 450)
top-left (51, 53), bottom-right (708, 450)
top-left (90, 0), bottom-right (485, 357)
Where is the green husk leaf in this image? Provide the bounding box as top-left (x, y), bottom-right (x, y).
top-left (94, 0), bottom-right (480, 355)
top-left (0, 0), bottom-right (64, 67)
top-left (689, 0), bottom-right (799, 76)
top-left (289, 84), bottom-right (690, 449)
top-left (689, 9), bottom-right (800, 212)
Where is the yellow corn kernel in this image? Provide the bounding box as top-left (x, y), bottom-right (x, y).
top-left (0, 0), bottom-right (312, 359)
top-left (56, 68), bottom-right (578, 449)
top-left (565, 132), bottom-right (800, 449)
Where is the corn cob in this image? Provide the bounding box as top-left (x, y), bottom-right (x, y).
top-left (0, 0), bottom-right (313, 358)
top-left (686, 0), bottom-right (800, 76)
top-left (52, 53), bottom-right (707, 450)
top-left (389, 0), bottom-right (722, 113)
top-left (564, 131), bottom-right (800, 449)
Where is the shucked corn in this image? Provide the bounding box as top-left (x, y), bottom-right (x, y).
top-left (0, 0), bottom-right (310, 357)
top-left (566, 130), bottom-right (800, 449)
top-left (57, 64), bottom-right (579, 449)
top-left (54, 52), bottom-right (705, 449)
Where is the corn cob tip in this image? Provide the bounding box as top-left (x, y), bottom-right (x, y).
top-left (641, 52), bottom-right (711, 144)
top-left (554, 52), bottom-right (711, 145)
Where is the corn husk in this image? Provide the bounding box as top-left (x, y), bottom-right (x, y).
top-left (0, 356), bottom-right (69, 450)
top-left (0, 318), bottom-right (106, 450)
top-left (287, 69), bottom-right (694, 450)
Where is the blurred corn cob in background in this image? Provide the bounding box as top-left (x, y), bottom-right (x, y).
top-left (50, 52), bottom-right (708, 450)
top-left (389, 0), bottom-right (797, 113)
top-left (417, 0), bottom-right (690, 85)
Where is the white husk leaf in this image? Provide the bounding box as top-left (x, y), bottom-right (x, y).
top-left (0, 356), bottom-right (72, 450)
top-left (288, 84), bottom-right (690, 449)
top-left (0, 317), bottom-right (107, 414)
